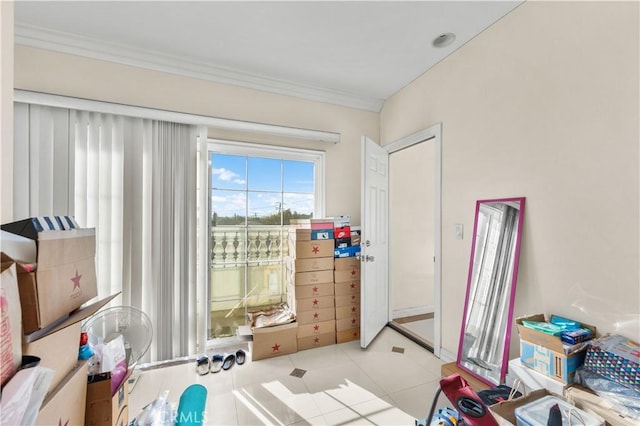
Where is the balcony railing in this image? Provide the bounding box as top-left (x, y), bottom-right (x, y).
top-left (210, 226), bottom-right (290, 265)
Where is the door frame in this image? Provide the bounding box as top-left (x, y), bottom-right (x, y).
top-left (383, 123), bottom-right (442, 358)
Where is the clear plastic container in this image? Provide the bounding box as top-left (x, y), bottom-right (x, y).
top-left (515, 395), bottom-right (604, 426)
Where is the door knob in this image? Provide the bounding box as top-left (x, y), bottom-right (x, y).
top-left (365, 255), bottom-right (374, 262)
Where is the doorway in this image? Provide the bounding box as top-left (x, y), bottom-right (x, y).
top-left (384, 127), bottom-right (440, 352)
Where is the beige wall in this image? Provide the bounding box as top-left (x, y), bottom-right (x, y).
top-left (390, 142), bottom-right (435, 314)
top-left (381, 1), bottom-right (640, 357)
top-left (1, 2), bottom-right (13, 223)
top-left (13, 46), bottom-right (379, 225)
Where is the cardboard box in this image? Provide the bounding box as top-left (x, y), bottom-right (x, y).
top-left (297, 320), bottom-right (336, 338)
top-left (293, 270), bottom-right (334, 286)
top-left (289, 256), bottom-right (334, 273)
top-left (330, 216), bottom-right (350, 228)
top-left (515, 313), bottom-right (596, 354)
top-left (335, 238), bottom-right (351, 248)
top-left (334, 281), bottom-right (360, 296)
top-left (296, 307), bottom-right (335, 325)
top-left (337, 329), bottom-right (360, 343)
top-left (23, 294), bottom-right (119, 395)
top-left (251, 322), bottom-right (298, 361)
top-left (289, 239), bottom-right (335, 259)
top-left (336, 317), bottom-right (360, 332)
top-left (334, 257), bottom-right (360, 270)
top-left (519, 339), bottom-right (586, 383)
top-left (1, 219), bottom-right (98, 332)
top-left (335, 293), bottom-right (360, 307)
top-left (85, 369), bottom-right (132, 426)
top-left (36, 361), bottom-right (88, 426)
top-left (334, 268), bottom-right (360, 283)
top-left (292, 282), bottom-right (334, 299)
top-left (293, 295), bottom-right (335, 312)
top-left (336, 304), bottom-right (360, 319)
top-left (298, 332), bottom-right (336, 350)
top-left (583, 334), bottom-right (639, 392)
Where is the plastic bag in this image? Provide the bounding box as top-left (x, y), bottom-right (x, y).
top-left (132, 390), bottom-right (174, 426)
top-left (100, 335), bottom-right (128, 396)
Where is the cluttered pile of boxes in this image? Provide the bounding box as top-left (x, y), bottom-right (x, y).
top-left (490, 313), bottom-right (639, 425)
top-left (1, 217), bottom-right (128, 426)
top-left (250, 216), bottom-right (362, 361)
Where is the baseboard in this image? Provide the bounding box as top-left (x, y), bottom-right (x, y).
top-left (439, 347), bottom-right (456, 363)
top-left (392, 305), bottom-right (434, 319)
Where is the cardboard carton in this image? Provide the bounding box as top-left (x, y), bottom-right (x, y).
top-left (85, 369), bottom-right (132, 426)
top-left (298, 332), bottom-right (336, 350)
top-left (251, 322), bottom-right (298, 360)
top-left (288, 256), bottom-right (334, 273)
top-left (293, 295), bottom-right (335, 312)
top-left (336, 317), bottom-right (360, 332)
top-left (292, 282), bottom-right (334, 299)
top-left (489, 389), bottom-right (550, 426)
top-left (293, 270), bottom-right (334, 286)
top-left (36, 361), bottom-right (88, 426)
top-left (337, 329), bottom-right (360, 343)
top-left (1, 219), bottom-right (98, 332)
top-left (335, 293), bottom-right (359, 307)
top-left (334, 268), bottom-right (360, 283)
top-left (23, 294), bottom-right (119, 395)
top-left (334, 281), bottom-right (360, 296)
top-left (297, 320), bottom-right (336, 338)
top-left (519, 339), bottom-right (586, 383)
top-left (336, 304), bottom-right (360, 320)
top-left (288, 239), bottom-right (334, 259)
top-left (334, 257), bottom-right (360, 271)
top-left (515, 314), bottom-right (596, 354)
top-left (296, 307), bottom-right (335, 325)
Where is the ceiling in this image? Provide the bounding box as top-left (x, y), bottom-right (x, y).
top-left (14, 1), bottom-right (523, 112)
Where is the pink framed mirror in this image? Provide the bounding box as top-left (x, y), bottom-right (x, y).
top-left (456, 197), bottom-right (525, 387)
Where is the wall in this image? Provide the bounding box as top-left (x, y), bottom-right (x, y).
top-left (1, 2), bottom-right (13, 223)
top-left (12, 46), bottom-right (379, 224)
top-left (389, 142), bottom-right (435, 315)
top-left (381, 1), bottom-right (640, 357)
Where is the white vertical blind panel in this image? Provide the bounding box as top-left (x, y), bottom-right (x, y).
top-left (51, 107), bottom-right (69, 215)
top-left (13, 103), bottom-right (30, 218)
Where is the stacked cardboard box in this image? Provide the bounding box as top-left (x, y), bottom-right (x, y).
top-left (1, 217), bottom-right (105, 425)
top-left (287, 222), bottom-right (336, 351)
top-left (334, 256), bottom-right (361, 343)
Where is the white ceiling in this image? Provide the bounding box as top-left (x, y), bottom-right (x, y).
top-left (14, 1), bottom-right (523, 112)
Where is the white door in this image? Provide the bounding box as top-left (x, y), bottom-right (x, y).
top-left (360, 136), bottom-right (390, 348)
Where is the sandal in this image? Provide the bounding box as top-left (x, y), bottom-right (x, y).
top-left (210, 354), bottom-right (224, 373)
top-left (222, 353), bottom-right (236, 370)
top-left (236, 349), bottom-right (247, 365)
top-left (195, 355), bottom-right (210, 376)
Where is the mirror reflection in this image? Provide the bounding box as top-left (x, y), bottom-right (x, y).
top-left (457, 197), bottom-right (525, 386)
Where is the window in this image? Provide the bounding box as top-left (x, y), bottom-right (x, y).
top-left (207, 140), bottom-right (324, 339)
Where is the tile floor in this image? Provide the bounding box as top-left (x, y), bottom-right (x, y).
top-left (129, 327), bottom-right (452, 425)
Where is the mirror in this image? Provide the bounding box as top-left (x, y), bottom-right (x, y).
top-left (456, 197), bottom-right (525, 387)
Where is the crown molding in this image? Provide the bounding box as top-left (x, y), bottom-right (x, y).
top-left (14, 23), bottom-right (384, 112)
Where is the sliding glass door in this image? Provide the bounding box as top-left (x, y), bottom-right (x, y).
top-left (207, 140), bottom-right (324, 340)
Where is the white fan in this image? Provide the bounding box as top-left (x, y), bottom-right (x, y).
top-left (82, 306), bottom-right (153, 367)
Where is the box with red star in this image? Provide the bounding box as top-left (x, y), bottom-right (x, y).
top-left (251, 322), bottom-right (298, 361)
top-left (337, 329), bottom-right (361, 343)
top-left (334, 268), bottom-right (361, 283)
top-left (336, 316), bottom-right (360, 332)
top-left (298, 332), bottom-right (336, 351)
top-left (336, 304), bottom-right (360, 320)
top-left (288, 239), bottom-right (334, 259)
top-left (334, 281), bottom-right (360, 296)
top-left (297, 320), bottom-right (336, 338)
top-left (296, 307), bottom-right (336, 325)
top-left (292, 282), bottom-right (334, 299)
top-left (1, 218), bottom-right (98, 333)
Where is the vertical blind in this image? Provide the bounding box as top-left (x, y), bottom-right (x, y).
top-left (13, 103), bottom-right (198, 362)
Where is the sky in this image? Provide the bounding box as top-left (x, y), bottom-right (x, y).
top-left (210, 154), bottom-right (314, 220)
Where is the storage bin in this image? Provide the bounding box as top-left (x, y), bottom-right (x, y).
top-left (514, 395), bottom-right (604, 426)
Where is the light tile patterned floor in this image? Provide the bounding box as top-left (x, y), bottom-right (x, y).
top-left (129, 327), bottom-right (452, 425)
